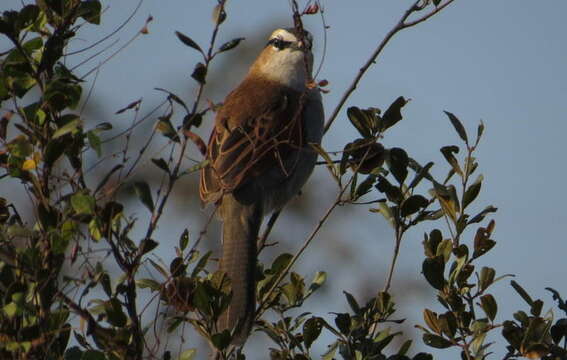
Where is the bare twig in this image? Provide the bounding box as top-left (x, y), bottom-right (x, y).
top-left (324, 0), bottom-right (456, 133)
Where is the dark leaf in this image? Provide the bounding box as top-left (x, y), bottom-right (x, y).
top-left (151, 158), bottom-right (170, 174)
top-left (115, 99), bottom-right (141, 114)
top-left (510, 280), bottom-right (533, 306)
top-left (105, 298), bottom-right (127, 327)
top-left (183, 113), bottom-right (203, 130)
top-left (191, 62), bottom-right (207, 84)
top-left (175, 31), bottom-right (203, 54)
top-left (389, 147), bottom-right (409, 184)
top-left (347, 106), bottom-right (372, 138)
top-left (303, 317), bottom-right (323, 349)
top-left (211, 329), bottom-right (231, 351)
top-left (218, 37), bottom-right (245, 53)
top-left (343, 291), bottom-right (360, 314)
top-left (440, 145), bottom-right (462, 176)
top-left (444, 111), bottom-right (468, 144)
top-left (156, 115), bottom-right (180, 142)
top-left (334, 313), bottom-right (351, 334)
top-left (376, 176), bottom-right (403, 203)
top-left (463, 175), bottom-right (483, 210)
top-left (44, 138), bottom-right (66, 166)
top-left (133, 181), bottom-right (154, 212)
top-left (179, 229), bottom-right (189, 250)
top-left (382, 96), bottom-right (407, 130)
top-left (0, 111), bottom-right (13, 140)
top-left (422, 333), bottom-right (452, 349)
top-left (184, 130), bottom-right (207, 156)
top-left (170, 257), bottom-right (186, 277)
top-left (480, 294), bottom-right (498, 321)
top-left (78, 0), bottom-right (102, 24)
top-left (422, 256), bottom-right (445, 290)
top-left (478, 267), bottom-right (495, 293)
top-left (140, 238), bottom-right (159, 255)
top-left (408, 161), bottom-right (434, 189)
top-left (354, 174), bottom-right (376, 200)
top-left (401, 195), bottom-right (429, 217)
top-left (413, 353), bottom-right (433, 360)
top-left (468, 205), bottom-right (497, 224)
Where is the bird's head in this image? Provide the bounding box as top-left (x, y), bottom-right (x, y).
top-left (249, 28), bottom-right (314, 90)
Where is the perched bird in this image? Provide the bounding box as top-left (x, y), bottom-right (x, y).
top-left (199, 27), bottom-right (324, 344)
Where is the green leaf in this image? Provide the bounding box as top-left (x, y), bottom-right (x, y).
top-left (53, 116), bottom-right (81, 139)
top-left (179, 348), bottom-right (197, 360)
top-left (3, 302), bottom-right (18, 319)
top-left (308, 271), bottom-right (326, 293)
top-left (422, 333), bottom-right (452, 349)
top-left (303, 317), bottom-right (323, 349)
top-left (71, 192), bottom-right (95, 215)
top-left (444, 111), bottom-right (468, 144)
top-left (133, 181), bottom-right (154, 212)
top-left (423, 309), bottom-right (441, 334)
top-left (17, 5), bottom-right (40, 30)
top-left (137, 278), bottom-right (161, 291)
top-left (398, 339), bottom-right (412, 356)
top-left (218, 37), bottom-right (245, 53)
top-left (156, 116), bottom-right (180, 142)
top-left (151, 158), bottom-right (170, 173)
top-left (87, 130), bottom-right (102, 157)
top-left (175, 31), bottom-right (203, 54)
top-left (179, 229), bottom-right (189, 250)
top-left (81, 350), bottom-right (106, 360)
top-left (480, 294), bottom-right (498, 321)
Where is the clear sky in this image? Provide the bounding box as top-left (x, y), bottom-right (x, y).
top-left (2, 0), bottom-right (567, 358)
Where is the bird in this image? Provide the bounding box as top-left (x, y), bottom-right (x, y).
top-left (199, 27), bottom-right (324, 345)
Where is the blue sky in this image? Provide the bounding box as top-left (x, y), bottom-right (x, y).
top-left (2, 0), bottom-right (567, 358)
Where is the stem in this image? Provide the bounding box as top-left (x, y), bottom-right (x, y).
top-left (383, 225), bottom-right (404, 293)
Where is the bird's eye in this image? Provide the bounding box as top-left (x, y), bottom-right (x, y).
top-left (267, 37), bottom-right (291, 50)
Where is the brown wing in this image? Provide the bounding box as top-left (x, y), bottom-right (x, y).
top-left (200, 76), bottom-right (304, 204)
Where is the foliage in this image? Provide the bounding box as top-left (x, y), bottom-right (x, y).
top-left (0, 1), bottom-right (565, 360)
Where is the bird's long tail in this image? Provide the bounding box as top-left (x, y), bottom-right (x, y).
top-left (218, 194), bottom-right (262, 344)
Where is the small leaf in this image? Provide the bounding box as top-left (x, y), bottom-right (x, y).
top-left (156, 116), bottom-right (180, 142)
top-left (468, 205), bottom-right (498, 224)
top-left (343, 291), bottom-right (361, 314)
top-left (480, 294), bottom-right (498, 321)
top-left (175, 31), bottom-right (203, 54)
top-left (478, 267), bottom-right (495, 293)
top-left (511, 280), bottom-right (533, 306)
top-left (401, 195), bottom-right (429, 217)
top-left (191, 62), bottom-right (207, 84)
top-left (303, 317), bottom-right (323, 349)
top-left (463, 175), bottom-right (483, 210)
top-left (211, 330), bottom-right (231, 351)
top-left (133, 181), bottom-right (154, 212)
top-left (53, 116), bottom-right (81, 139)
top-left (179, 229), bottom-right (189, 250)
top-left (179, 348), bottom-right (197, 360)
top-left (444, 111), bottom-right (468, 144)
top-left (104, 298), bottom-right (127, 327)
top-left (389, 147), bottom-right (409, 184)
top-left (347, 106), bottom-right (372, 138)
top-left (218, 37), bottom-right (245, 53)
top-left (139, 238), bottom-right (158, 255)
top-left (334, 313), bottom-right (351, 334)
top-left (422, 256), bottom-right (445, 290)
top-left (382, 96), bottom-right (407, 130)
top-left (78, 0), bottom-right (102, 24)
top-left (71, 192), bottom-right (95, 215)
top-left (422, 333), bottom-right (452, 349)
top-left (137, 278), bottom-right (161, 291)
top-left (151, 158), bottom-right (170, 173)
top-left (423, 309), bottom-right (442, 334)
top-left (87, 130), bottom-right (102, 157)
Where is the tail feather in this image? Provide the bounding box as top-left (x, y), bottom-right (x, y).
top-left (218, 194), bottom-right (262, 344)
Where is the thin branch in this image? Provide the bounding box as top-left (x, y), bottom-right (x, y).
top-left (324, 0), bottom-right (456, 133)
